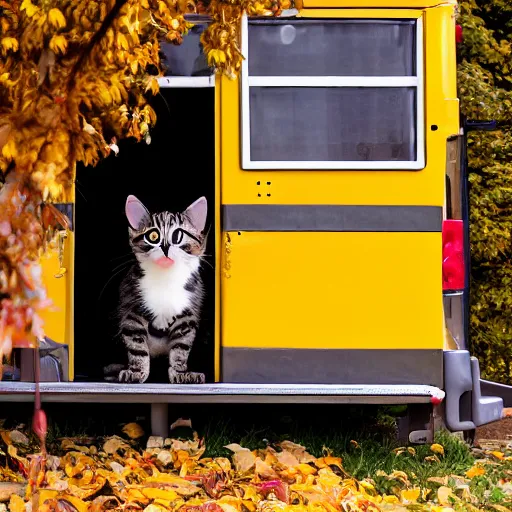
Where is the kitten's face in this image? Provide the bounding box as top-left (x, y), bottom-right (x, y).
top-left (125, 195), bottom-right (207, 271)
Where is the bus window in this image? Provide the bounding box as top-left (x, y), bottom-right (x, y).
top-left (160, 22), bottom-right (212, 77)
top-left (241, 17), bottom-right (424, 170)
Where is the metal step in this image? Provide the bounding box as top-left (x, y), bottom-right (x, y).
top-left (470, 357), bottom-right (503, 426)
top-left (480, 378), bottom-right (512, 408)
top-left (444, 351), bottom-right (504, 431)
top-left (0, 382), bottom-right (444, 404)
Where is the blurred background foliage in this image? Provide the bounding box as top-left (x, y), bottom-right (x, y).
top-left (458, 0), bottom-right (512, 384)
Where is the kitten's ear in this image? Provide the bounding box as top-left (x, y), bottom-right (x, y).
top-left (125, 195), bottom-right (151, 230)
top-left (185, 196), bottom-right (207, 233)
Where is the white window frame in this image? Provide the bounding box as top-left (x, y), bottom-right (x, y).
top-left (240, 14), bottom-right (425, 170)
top-left (158, 76), bottom-right (215, 88)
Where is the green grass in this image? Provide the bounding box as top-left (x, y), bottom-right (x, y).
top-left (198, 414), bottom-right (475, 486)
top-left (7, 402), bottom-right (476, 486)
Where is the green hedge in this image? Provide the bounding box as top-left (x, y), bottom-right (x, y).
top-left (458, 0), bottom-right (512, 384)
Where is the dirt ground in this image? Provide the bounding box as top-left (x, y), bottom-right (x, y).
top-left (475, 416), bottom-right (512, 444)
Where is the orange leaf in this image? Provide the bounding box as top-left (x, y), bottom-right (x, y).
top-left (466, 465), bottom-right (485, 478)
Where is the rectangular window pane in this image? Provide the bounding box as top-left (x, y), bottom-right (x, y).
top-left (161, 24), bottom-right (212, 76)
top-left (249, 87), bottom-right (416, 162)
top-left (248, 19), bottom-right (416, 77)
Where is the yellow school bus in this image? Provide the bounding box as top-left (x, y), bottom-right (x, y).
top-left (5, 0), bottom-right (508, 440)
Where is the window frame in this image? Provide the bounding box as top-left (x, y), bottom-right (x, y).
top-left (240, 14), bottom-right (425, 170)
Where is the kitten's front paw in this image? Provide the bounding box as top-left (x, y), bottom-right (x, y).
top-left (118, 369), bottom-right (148, 383)
top-left (189, 372), bottom-right (206, 384)
top-left (168, 369), bottom-right (205, 384)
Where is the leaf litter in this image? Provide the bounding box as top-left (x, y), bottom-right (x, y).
top-left (0, 424), bottom-right (511, 512)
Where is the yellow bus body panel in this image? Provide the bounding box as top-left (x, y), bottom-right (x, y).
top-left (221, 232), bottom-right (443, 350)
top-left (219, 5), bottom-right (459, 361)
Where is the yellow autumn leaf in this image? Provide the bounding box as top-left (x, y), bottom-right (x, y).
top-left (466, 465), bottom-right (485, 478)
top-left (491, 451), bottom-right (505, 460)
top-left (145, 77), bottom-right (159, 95)
top-left (110, 85), bottom-right (122, 103)
top-left (489, 505), bottom-right (512, 512)
top-left (430, 443), bottom-right (445, 456)
top-left (49, 34), bottom-right (68, 55)
top-left (208, 49), bottom-right (227, 66)
top-left (48, 8), bottom-right (67, 29)
top-left (144, 505), bottom-right (168, 512)
top-left (382, 495), bottom-right (399, 503)
top-left (296, 463), bottom-right (317, 476)
top-left (1, 37), bottom-right (19, 52)
top-left (9, 495), bottom-right (25, 512)
top-left (401, 488), bottom-right (420, 503)
top-left (117, 33), bottom-right (129, 50)
top-left (122, 422), bottom-right (144, 439)
top-left (20, 0), bottom-right (39, 16)
top-left (437, 486), bottom-right (456, 505)
top-left (1, 138), bottom-right (17, 159)
top-left (57, 496), bottom-right (89, 512)
top-left (142, 488), bottom-right (180, 500)
top-left (99, 88), bottom-right (113, 105)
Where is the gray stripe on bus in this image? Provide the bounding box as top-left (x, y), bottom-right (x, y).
top-left (222, 205), bottom-right (442, 232)
top-left (222, 348), bottom-right (444, 387)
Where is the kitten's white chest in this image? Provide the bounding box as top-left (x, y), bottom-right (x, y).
top-left (138, 263), bottom-right (192, 328)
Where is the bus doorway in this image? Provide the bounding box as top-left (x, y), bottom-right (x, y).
top-left (73, 29), bottom-right (216, 383)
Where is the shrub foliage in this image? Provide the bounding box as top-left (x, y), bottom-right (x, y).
top-left (458, 0), bottom-right (512, 384)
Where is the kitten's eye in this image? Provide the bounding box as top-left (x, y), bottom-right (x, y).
top-left (144, 229), bottom-right (160, 244)
top-left (171, 229), bottom-right (184, 245)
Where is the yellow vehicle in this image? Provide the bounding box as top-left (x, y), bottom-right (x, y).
top-left (1, 0), bottom-right (510, 440)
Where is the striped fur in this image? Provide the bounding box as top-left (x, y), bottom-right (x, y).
top-left (104, 196), bottom-right (207, 384)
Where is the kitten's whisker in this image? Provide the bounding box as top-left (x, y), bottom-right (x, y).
top-left (110, 253), bottom-right (134, 263)
top-left (74, 179), bottom-right (88, 203)
top-left (111, 260), bottom-right (135, 275)
top-left (97, 262), bottom-right (133, 305)
top-left (158, 90), bottom-right (172, 116)
top-left (200, 258), bottom-right (214, 270)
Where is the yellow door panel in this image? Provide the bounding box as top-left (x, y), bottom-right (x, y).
top-left (39, 229), bottom-right (74, 380)
top-left (221, 231), bottom-right (444, 350)
top-left (40, 247), bottom-right (67, 344)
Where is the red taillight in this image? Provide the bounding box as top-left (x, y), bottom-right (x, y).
top-left (456, 24), bottom-right (463, 44)
top-left (442, 219), bottom-right (465, 291)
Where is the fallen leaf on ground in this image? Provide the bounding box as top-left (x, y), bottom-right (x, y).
top-left (122, 422), bottom-right (145, 439)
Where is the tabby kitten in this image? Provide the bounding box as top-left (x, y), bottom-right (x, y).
top-left (105, 195), bottom-right (207, 384)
